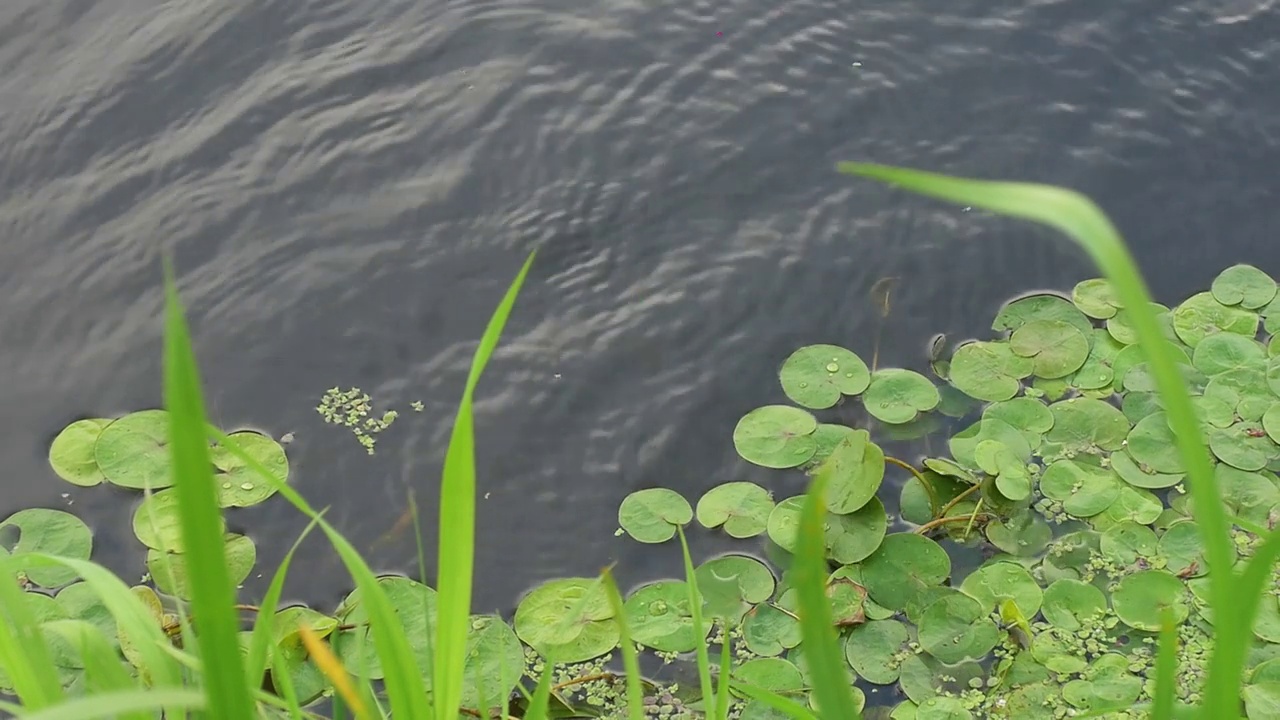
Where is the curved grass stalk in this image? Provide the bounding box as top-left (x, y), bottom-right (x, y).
top-left (837, 162), bottom-right (1238, 719)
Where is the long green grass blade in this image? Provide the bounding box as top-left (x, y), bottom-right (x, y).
top-left (729, 681), bottom-right (819, 720)
top-left (434, 250), bottom-right (537, 720)
top-left (246, 515), bottom-right (323, 686)
top-left (520, 655), bottom-right (558, 720)
top-left (837, 162), bottom-right (1237, 720)
top-left (714, 626), bottom-right (733, 720)
top-left (601, 569), bottom-right (645, 720)
top-left (1152, 607), bottom-right (1179, 720)
top-left (19, 689), bottom-right (206, 720)
top-left (677, 526), bottom-right (717, 719)
top-left (0, 556), bottom-right (63, 708)
top-left (161, 260), bottom-right (254, 719)
top-left (793, 457), bottom-right (860, 720)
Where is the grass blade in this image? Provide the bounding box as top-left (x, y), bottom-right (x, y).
top-left (0, 556), bottom-right (63, 708)
top-left (714, 626), bottom-right (733, 720)
top-left (601, 568), bottom-right (645, 720)
top-left (246, 514), bottom-right (324, 687)
top-left (1152, 606), bottom-right (1179, 720)
top-left (792, 456), bottom-right (860, 720)
top-left (520, 654), bottom-right (558, 720)
top-left (729, 681), bottom-right (820, 720)
top-left (298, 624), bottom-right (371, 720)
top-left (676, 526), bottom-right (717, 719)
top-left (19, 689), bottom-right (206, 720)
top-left (434, 250), bottom-right (537, 720)
top-left (161, 260), bottom-right (254, 718)
top-left (837, 162), bottom-right (1236, 719)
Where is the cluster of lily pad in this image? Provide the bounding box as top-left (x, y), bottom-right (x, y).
top-left (589, 264), bottom-right (1280, 718)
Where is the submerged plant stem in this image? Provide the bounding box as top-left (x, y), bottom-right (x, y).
top-left (913, 512), bottom-right (993, 537)
top-left (884, 456), bottom-right (938, 515)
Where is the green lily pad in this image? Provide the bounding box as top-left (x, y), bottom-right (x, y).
top-left (1070, 331), bottom-right (1124, 390)
top-left (146, 533), bottom-right (256, 600)
top-left (808, 424), bottom-right (857, 467)
top-left (742, 592), bottom-right (801, 656)
top-left (1010, 320), bottom-right (1090, 379)
top-left (1173, 291), bottom-right (1259, 347)
top-left (1041, 397), bottom-right (1130, 459)
top-left (1072, 278), bottom-right (1122, 319)
top-left (1192, 332), bottom-right (1265, 377)
top-left (1094, 485), bottom-right (1164, 527)
top-left (826, 497), bottom-right (888, 564)
top-left (778, 345), bottom-right (870, 409)
top-left (696, 555), bottom-right (775, 619)
top-left (733, 406), bottom-right (818, 469)
top-left (460, 615), bottom-right (525, 710)
top-left (822, 431), bottom-right (885, 514)
top-left (1100, 521), bottom-right (1158, 566)
top-left (845, 619), bottom-right (910, 684)
top-left (949, 418), bottom-right (1031, 471)
top-left (900, 472), bottom-right (969, 525)
top-left (916, 589), bottom-right (999, 664)
top-left (1244, 682), bottom-right (1280, 720)
top-left (54, 582), bottom-right (116, 647)
top-left (948, 342), bottom-right (1034, 402)
top-left (210, 431), bottom-right (288, 508)
top-left (332, 577), bottom-right (435, 680)
top-left (132, 489), bottom-right (221, 554)
top-left (1105, 303), bottom-right (1168, 346)
top-left (48, 418), bottom-right (112, 487)
top-left (864, 369), bottom-right (940, 424)
top-left (1040, 579), bottom-right (1107, 631)
top-left (993, 294), bottom-right (1094, 337)
top-left (1109, 451), bottom-right (1184, 490)
top-left (94, 410), bottom-right (174, 490)
top-left (1209, 421), bottom-right (1276, 471)
top-left (985, 509), bottom-right (1052, 557)
top-left (514, 578), bottom-right (618, 662)
top-left (1111, 570), bottom-right (1188, 631)
top-left (734, 657), bottom-right (804, 694)
top-left (624, 580), bottom-right (705, 653)
top-left (696, 482), bottom-right (773, 538)
top-left (1125, 412), bottom-right (1185, 474)
top-left (618, 488), bottom-right (692, 543)
top-left (983, 397), bottom-right (1054, 449)
top-left (0, 509), bottom-right (92, 587)
top-left (959, 562), bottom-right (1042, 616)
top-left (1212, 264), bottom-right (1276, 309)
top-left (975, 440), bottom-right (1032, 502)
top-left (1214, 464), bottom-right (1280, 525)
top-left (861, 533), bottom-right (950, 611)
top-left (766, 497), bottom-right (804, 553)
top-left (1039, 459), bottom-right (1121, 517)
top-left (1158, 521), bottom-right (1205, 577)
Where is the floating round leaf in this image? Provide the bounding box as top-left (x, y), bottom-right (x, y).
top-left (1042, 398), bottom-right (1130, 459)
top-left (826, 497), bottom-right (888, 564)
top-left (916, 696), bottom-right (973, 720)
top-left (1040, 579), bottom-right (1107, 631)
top-left (983, 398), bottom-right (1054, 445)
top-left (993, 294), bottom-right (1093, 337)
top-left (1244, 682), bottom-right (1280, 720)
top-left (1105, 304), bottom-right (1168, 346)
top-left (1192, 332), bottom-right (1265, 377)
top-left (733, 406), bottom-right (818, 469)
top-left (1072, 278), bottom-right (1122, 319)
top-left (696, 482), bottom-right (773, 538)
top-left (48, 418), bottom-right (112, 487)
top-left (1172, 291), bottom-right (1259, 347)
top-left (900, 472), bottom-right (968, 526)
top-left (132, 489), bottom-right (221, 553)
top-left (618, 488), bottom-right (692, 543)
top-left (948, 342), bottom-right (1034, 402)
top-left (1094, 485), bottom-right (1164, 527)
top-left (1111, 570), bottom-right (1188, 631)
top-left (0, 509), bottom-right (92, 587)
top-left (1212, 263), bottom-right (1276, 309)
top-left (1100, 521), bottom-right (1158, 566)
top-left (211, 431), bottom-right (288, 507)
top-left (1070, 331), bottom-right (1123, 390)
top-left (845, 619), bottom-right (910, 685)
top-left (147, 533), bottom-right (256, 600)
top-left (742, 592), bottom-right (801, 656)
top-left (460, 615), bottom-right (525, 710)
top-left (332, 577), bottom-right (435, 679)
top-left (917, 589), bottom-right (999, 664)
top-left (94, 410), bottom-right (174, 490)
top-left (949, 417), bottom-right (1031, 471)
top-left (1010, 319), bottom-right (1090, 379)
top-left (822, 430), bottom-right (885, 514)
top-left (1158, 521), bottom-right (1205, 577)
top-left (733, 657), bottom-right (804, 694)
top-left (1109, 451), bottom-right (1184, 490)
top-left (959, 562), bottom-right (1042, 616)
top-left (974, 440), bottom-right (1032, 502)
top-left (861, 533), bottom-right (950, 611)
top-left (985, 509), bottom-right (1052, 557)
top-left (766, 496), bottom-right (804, 554)
top-left (624, 580), bottom-right (704, 653)
top-left (1209, 421), bottom-right (1276, 471)
top-left (863, 369), bottom-right (939, 424)
top-left (808, 423), bottom-right (857, 467)
top-left (514, 578), bottom-right (618, 662)
top-left (1214, 464), bottom-right (1280, 525)
top-left (1125, 412), bottom-right (1185, 474)
top-left (695, 554), bottom-right (776, 616)
top-left (1039, 459), bottom-right (1121, 517)
top-left (778, 345), bottom-right (870, 409)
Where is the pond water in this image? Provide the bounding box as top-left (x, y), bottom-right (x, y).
top-left (2, 0), bottom-right (1279, 622)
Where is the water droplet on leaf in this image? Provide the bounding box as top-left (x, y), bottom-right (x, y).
top-left (826, 362), bottom-right (840, 372)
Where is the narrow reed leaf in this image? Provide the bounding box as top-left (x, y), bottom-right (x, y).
top-left (677, 526), bottom-right (718, 720)
top-left (838, 162), bottom-right (1236, 720)
top-left (602, 568), bottom-right (645, 720)
top-left (299, 624), bottom-right (371, 720)
top-left (1152, 606), bottom-right (1179, 720)
top-left (521, 655), bottom-right (558, 720)
top-left (0, 556), bottom-right (63, 708)
top-left (246, 515), bottom-right (324, 686)
top-left (19, 689), bottom-right (206, 720)
top-left (435, 250), bottom-right (537, 720)
top-left (161, 259), bottom-right (254, 719)
top-left (715, 627), bottom-right (733, 720)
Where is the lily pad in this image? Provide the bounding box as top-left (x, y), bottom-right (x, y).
top-left (624, 581), bottom-right (705, 653)
top-left (916, 589), bottom-right (999, 664)
top-left (1109, 451), bottom-right (1184, 490)
top-left (742, 592), bottom-right (802, 656)
top-left (514, 578), bottom-right (618, 662)
top-left (1041, 398), bottom-right (1130, 459)
top-left (94, 410), bottom-right (174, 490)
top-left (1111, 570), bottom-right (1189, 631)
top-left (132, 489), bottom-right (223, 552)
top-left (825, 497), bottom-right (888, 564)
top-left (993, 295), bottom-right (1093, 338)
top-left (1213, 464), bottom-right (1280, 525)
top-left (1070, 331), bottom-right (1124, 391)
top-left (822, 431), bottom-right (885, 514)
top-left (1192, 332), bottom-right (1265, 377)
top-left (1099, 521), bottom-right (1158, 566)
top-left (1157, 521), bottom-right (1205, 577)
top-left (809, 424), bottom-right (857, 467)
top-left (734, 657), bottom-right (804, 694)
top-left (949, 418), bottom-right (1031, 471)
top-left (1173, 291), bottom-right (1259, 347)
top-left (146, 533), bottom-right (256, 600)
top-left (1040, 579), bottom-right (1107, 631)
top-left (975, 440), bottom-right (1032, 502)
top-left (1105, 304), bottom-right (1167, 346)
top-left (1072, 278), bottom-right (1122, 319)
top-left (766, 497), bottom-right (805, 554)
top-left (210, 431), bottom-right (289, 507)
top-left (916, 696), bottom-right (973, 720)
top-left (1010, 320), bottom-right (1090, 379)
top-left (861, 534), bottom-right (950, 611)
top-left (0, 509), bottom-right (92, 587)
top-left (331, 578), bottom-right (435, 680)
top-left (985, 509), bottom-right (1052, 557)
top-left (1212, 264), bottom-right (1276, 309)
top-left (1209, 421), bottom-right (1276, 471)
top-left (696, 482), bottom-right (773, 538)
top-left (1094, 485), bottom-right (1164, 527)
top-left (845, 619), bottom-right (910, 684)
top-left (983, 397), bottom-right (1053, 446)
top-left (778, 345), bottom-right (870, 409)
top-left (733, 406), bottom-right (818, 469)
top-left (1125, 412), bottom-right (1185, 474)
top-left (1039, 459), bottom-right (1121, 518)
top-left (864, 369), bottom-right (940, 424)
top-left (696, 555), bottom-right (775, 619)
top-left (618, 488), bottom-right (693, 543)
top-left (948, 342), bottom-right (1034, 402)
top-left (959, 562), bottom-right (1042, 616)
top-left (459, 615), bottom-right (525, 710)
top-left (48, 419), bottom-right (112, 487)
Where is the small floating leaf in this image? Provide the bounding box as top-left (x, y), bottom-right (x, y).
top-left (860, 534), bottom-right (950, 611)
top-left (48, 418), bottom-right (112, 487)
top-left (825, 497), bottom-right (888, 564)
top-left (1111, 570), bottom-right (1188, 631)
top-left (624, 580), bottom-right (705, 653)
top-left (993, 295), bottom-right (1093, 337)
top-left (1125, 412), bottom-right (1185, 474)
top-left (959, 562), bottom-right (1042, 616)
top-left (733, 406), bottom-right (818, 469)
top-left (514, 578), bottom-right (618, 662)
top-left (1009, 320), bottom-right (1090, 379)
top-left (1212, 263), bottom-right (1276, 309)
top-left (1172, 291), bottom-right (1258, 347)
top-left (0, 509), bottom-right (92, 587)
top-left (916, 589), bottom-right (999, 664)
top-left (844, 619), bottom-right (910, 684)
top-left (822, 431), bottom-right (885, 514)
top-left (778, 345), bottom-right (870, 409)
top-left (1040, 579), bottom-right (1107, 631)
top-left (1072, 278), bottom-right (1122, 319)
top-left (1208, 420), bottom-right (1275, 471)
top-left (132, 489), bottom-right (223, 552)
top-left (618, 488), bottom-right (692, 543)
top-left (211, 431), bottom-right (289, 507)
top-left (863, 369), bottom-right (940, 424)
top-left (696, 482), bottom-right (773, 538)
top-left (1039, 459), bottom-right (1121, 518)
top-left (1042, 397), bottom-right (1130, 459)
top-left (948, 342), bottom-right (1034, 402)
top-left (94, 410), bottom-right (174, 490)
top-left (1191, 332), bottom-right (1265, 376)
top-left (147, 533), bottom-right (256, 600)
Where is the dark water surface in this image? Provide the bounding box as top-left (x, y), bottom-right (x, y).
top-left (2, 0), bottom-right (1279, 615)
